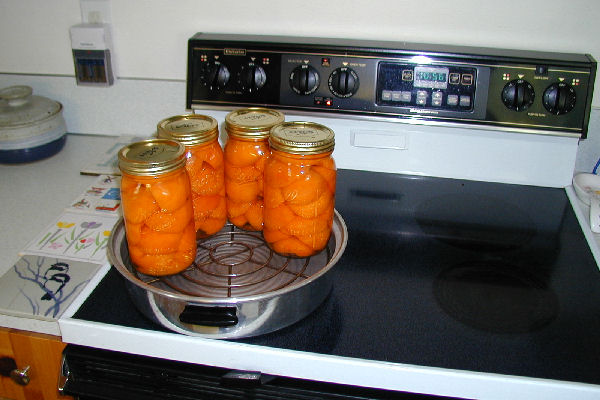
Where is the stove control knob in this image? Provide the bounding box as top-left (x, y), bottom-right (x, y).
top-left (543, 82), bottom-right (576, 115)
top-left (289, 65), bottom-right (320, 95)
top-left (201, 61), bottom-right (230, 90)
top-left (238, 62), bottom-right (267, 92)
top-left (328, 67), bottom-right (359, 98)
top-left (501, 79), bottom-right (535, 111)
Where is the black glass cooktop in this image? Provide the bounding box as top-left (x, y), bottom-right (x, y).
top-left (73, 169), bottom-right (600, 386)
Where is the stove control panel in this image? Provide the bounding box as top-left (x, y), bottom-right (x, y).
top-left (187, 33), bottom-right (596, 137)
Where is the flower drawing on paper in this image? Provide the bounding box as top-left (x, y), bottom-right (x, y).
top-left (63, 221), bottom-right (102, 254)
top-left (13, 257), bottom-right (91, 318)
top-left (37, 221), bottom-right (76, 249)
top-left (74, 237), bottom-right (95, 253)
top-left (91, 230), bottom-right (111, 257)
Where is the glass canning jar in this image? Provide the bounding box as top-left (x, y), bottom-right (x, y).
top-left (223, 107), bottom-right (285, 231)
top-left (157, 114), bottom-right (226, 238)
top-left (263, 121), bottom-right (336, 257)
top-left (118, 139), bottom-right (197, 276)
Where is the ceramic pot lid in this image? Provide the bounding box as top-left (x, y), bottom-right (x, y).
top-left (0, 85), bottom-right (62, 128)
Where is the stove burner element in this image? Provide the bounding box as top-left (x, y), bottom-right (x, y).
top-left (434, 261), bottom-right (558, 333)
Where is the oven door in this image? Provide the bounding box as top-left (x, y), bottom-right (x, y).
top-left (59, 344), bottom-right (462, 400)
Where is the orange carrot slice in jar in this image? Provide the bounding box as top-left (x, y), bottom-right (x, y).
top-left (271, 236), bottom-right (314, 258)
top-left (120, 175), bottom-right (160, 224)
top-left (157, 114), bottom-right (227, 237)
top-left (264, 122), bottom-right (336, 257)
top-left (227, 199), bottom-right (252, 218)
top-left (118, 139), bottom-right (197, 276)
top-left (145, 200), bottom-right (193, 233)
top-left (288, 190), bottom-right (333, 219)
top-left (224, 108), bottom-right (285, 231)
top-left (281, 169), bottom-right (328, 205)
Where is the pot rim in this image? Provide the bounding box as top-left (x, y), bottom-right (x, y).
top-left (108, 210), bottom-right (348, 305)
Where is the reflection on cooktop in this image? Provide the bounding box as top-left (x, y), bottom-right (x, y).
top-left (416, 193), bottom-right (536, 252)
top-left (434, 261), bottom-right (559, 333)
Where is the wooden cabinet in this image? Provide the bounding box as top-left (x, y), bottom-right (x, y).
top-left (0, 327), bottom-right (72, 400)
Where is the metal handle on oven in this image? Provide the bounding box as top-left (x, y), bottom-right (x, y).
top-left (57, 353), bottom-right (70, 395)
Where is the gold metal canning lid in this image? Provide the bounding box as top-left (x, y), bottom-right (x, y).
top-left (269, 121), bottom-right (335, 155)
top-left (118, 139), bottom-right (187, 176)
top-left (225, 107), bottom-right (285, 139)
top-left (157, 114), bottom-right (218, 146)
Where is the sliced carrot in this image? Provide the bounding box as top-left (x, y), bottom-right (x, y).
top-left (134, 253), bottom-right (181, 276)
top-left (297, 228), bottom-right (331, 252)
top-left (192, 193), bottom-right (222, 216)
top-left (128, 244), bottom-right (146, 266)
top-left (188, 161), bottom-right (224, 196)
top-left (312, 164), bottom-right (336, 194)
top-left (227, 199), bottom-right (252, 218)
top-left (283, 210), bottom-right (333, 237)
top-left (137, 229), bottom-right (183, 255)
top-left (132, 222), bottom-right (196, 276)
top-left (196, 217), bottom-right (226, 238)
top-left (120, 175), bottom-right (141, 193)
top-left (178, 221), bottom-right (197, 251)
top-left (288, 191), bottom-right (333, 219)
top-left (264, 203), bottom-right (296, 231)
top-left (192, 193), bottom-right (226, 233)
top-left (228, 214), bottom-right (248, 228)
top-left (121, 184), bottom-right (160, 224)
top-left (271, 237), bottom-right (314, 258)
top-left (149, 170), bottom-right (191, 211)
top-left (264, 186), bottom-right (285, 209)
top-left (264, 157), bottom-right (301, 188)
top-left (263, 227), bottom-right (290, 244)
top-left (210, 194), bottom-right (227, 219)
top-left (281, 170), bottom-right (327, 205)
top-left (145, 201), bottom-right (193, 233)
top-left (124, 221), bottom-right (143, 245)
top-left (225, 180), bottom-right (260, 203)
top-left (225, 164), bottom-right (262, 183)
top-left (187, 140), bottom-right (224, 170)
top-left (244, 200), bottom-right (263, 230)
top-left (225, 139), bottom-right (267, 167)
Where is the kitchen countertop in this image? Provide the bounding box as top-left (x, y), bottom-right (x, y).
top-left (0, 133), bottom-right (128, 334)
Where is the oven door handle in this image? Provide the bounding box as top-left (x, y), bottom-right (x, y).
top-left (179, 305), bottom-right (238, 327)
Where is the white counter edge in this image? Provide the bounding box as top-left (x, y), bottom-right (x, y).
top-left (59, 315), bottom-right (600, 400)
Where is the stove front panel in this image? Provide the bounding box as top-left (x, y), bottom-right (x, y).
top-left (187, 33), bottom-right (596, 137)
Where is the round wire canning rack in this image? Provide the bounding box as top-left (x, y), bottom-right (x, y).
top-left (110, 211), bottom-right (347, 302)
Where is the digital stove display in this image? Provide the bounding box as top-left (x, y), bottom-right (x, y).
top-left (413, 66), bottom-right (450, 89)
top-left (377, 62), bottom-right (477, 111)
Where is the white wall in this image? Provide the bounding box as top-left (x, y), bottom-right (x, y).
top-left (1, 0), bottom-right (600, 98)
top-left (1, 0), bottom-right (599, 173)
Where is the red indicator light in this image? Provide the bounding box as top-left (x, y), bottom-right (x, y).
top-left (325, 98), bottom-right (333, 106)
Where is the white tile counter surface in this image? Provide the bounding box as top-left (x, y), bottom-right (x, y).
top-left (0, 134), bottom-right (123, 274)
top-left (0, 133), bottom-right (121, 334)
